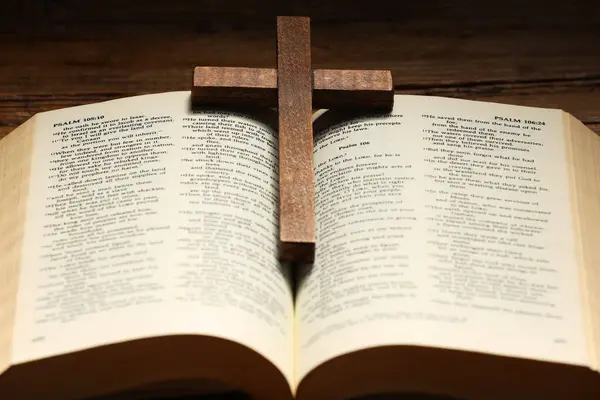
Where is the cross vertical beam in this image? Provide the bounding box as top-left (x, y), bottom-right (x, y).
top-left (276, 17), bottom-right (315, 263)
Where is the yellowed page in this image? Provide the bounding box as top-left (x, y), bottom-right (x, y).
top-left (297, 95), bottom-right (590, 383)
top-left (563, 114), bottom-right (600, 370)
top-left (0, 117), bottom-right (36, 374)
top-left (10, 92), bottom-right (294, 388)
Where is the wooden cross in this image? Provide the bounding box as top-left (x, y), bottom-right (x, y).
top-left (192, 16), bottom-right (393, 264)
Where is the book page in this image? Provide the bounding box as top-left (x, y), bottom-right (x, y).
top-left (0, 118), bottom-right (36, 375)
top-left (564, 114), bottom-right (600, 370)
top-left (10, 92), bottom-right (294, 386)
top-left (296, 95), bottom-right (589, 382)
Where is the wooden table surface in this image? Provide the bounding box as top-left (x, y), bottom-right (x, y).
top-left (1, 1), bottom-right (598, 399)
top-left (1, 0), bottom-right (599, 140)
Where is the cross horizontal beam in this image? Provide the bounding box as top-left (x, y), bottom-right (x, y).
top-left (192, 66), bottom-right (393, 110)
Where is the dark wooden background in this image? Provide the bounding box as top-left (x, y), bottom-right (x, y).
top-left (1, 0), bottom-right (599, 399)
top-left (1, 0), bottom-right (599, 140)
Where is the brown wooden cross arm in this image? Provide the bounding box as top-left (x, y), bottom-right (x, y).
top-left (191, 68), bottom-right (393, 110)
top-left (191, 16), bottom-right (394, 264)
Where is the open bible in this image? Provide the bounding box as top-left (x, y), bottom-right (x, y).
top-left (1, 91), bottom-right (599, 399)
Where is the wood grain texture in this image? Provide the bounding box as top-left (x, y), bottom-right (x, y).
top-left (192, 67), bottom-right (277, 108)
top-left (1, 1), bottom-right (599, 138)
top-left (276, 16), bottom-right (316, 263)
top-left (192, 67), bottom-right (393, 111)
top-left (313, 69), bottom-right (393, 110)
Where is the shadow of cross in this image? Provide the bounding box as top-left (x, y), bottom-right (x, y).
top-left (192, 16), bottom-right (394, 264)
